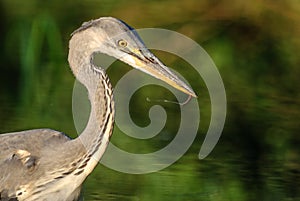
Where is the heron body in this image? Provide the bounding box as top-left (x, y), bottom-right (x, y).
top-left (0, 17), bottom-right (196, 201)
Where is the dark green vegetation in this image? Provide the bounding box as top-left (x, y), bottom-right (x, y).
top-left (0, 1), bottom-right (299, 200)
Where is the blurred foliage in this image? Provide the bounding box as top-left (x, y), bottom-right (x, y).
top-left (0, 0), bottom-right (300, 200)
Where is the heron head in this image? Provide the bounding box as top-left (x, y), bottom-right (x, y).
top-left (71, 17), bottom-right (197, 97)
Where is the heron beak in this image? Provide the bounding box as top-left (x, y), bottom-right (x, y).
top-left (120, 48), bottom-right (197, 98)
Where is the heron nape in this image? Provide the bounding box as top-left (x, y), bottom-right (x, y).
top-left (0, 17), bottom-right (196, 201)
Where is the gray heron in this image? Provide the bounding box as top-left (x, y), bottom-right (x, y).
top-left (0, 17), bottom-right (196, 201)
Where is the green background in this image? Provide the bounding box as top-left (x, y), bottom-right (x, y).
top-left (0, 1), bottom-right (299, 200)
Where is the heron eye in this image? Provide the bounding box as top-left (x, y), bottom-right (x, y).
top-left (118, 39), bottom-right (127, 47)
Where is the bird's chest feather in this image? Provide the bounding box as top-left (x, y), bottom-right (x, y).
top-left (15, 174), bottom-right (83, 201)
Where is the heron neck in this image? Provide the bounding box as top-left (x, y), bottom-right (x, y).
top-left (71, 52), bottom-right (115, 164)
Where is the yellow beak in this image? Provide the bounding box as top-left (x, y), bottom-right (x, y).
top-left (120, 48), bottom-right (197, 98)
